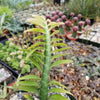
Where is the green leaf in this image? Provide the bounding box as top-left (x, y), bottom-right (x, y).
top-left (48, 94), bottom-right (69, 100)
top-left (28, 42), bottom-right (45, 50)
top-left (34, 35), bottom-right (45, 41)
top-left (51, 60), bottom-right (73, 68)
top-left (49, 81), bottom-right (66, 89)
top-left (17, 81), bottom-right (40, 87)
top-left (34, 51), bottom-right (44, 58)
top-left (48, 88), bottom-right (76, 99)
top-left (24, 28), bottom-right (45, 34)
top-left (51, 38), bottom-right (62, 43)
top-left (51, 53), bottom-right (69, 61)
top-left (48, 22), bottom-right (64, 31)
top-left (24, 94), bottom-right (34, 100)
top-left (32, 15), bottom-right (45, 22)
top-left (31, 58), bottom-right (42, 72)
top-left (27, 17), bottom-right (45, 28)
top-left (0, 13), bottom-right (6, 26)
top-left (26, 47), bottom-right (45, 59)
top-left (15, 85), bottom-right (39, 94)
top-left (51, 47), bottom-right (71, 53)
top-left (33, 54), bottom-right (44, 64)
top-left (18, 75), bottom-right (40, 80)
top-left (51, 43), bottom-right (68, 47)
top-left (50, 30), bottom-right (59, 37)
top-left (49, 88), bottom-right (69, 93)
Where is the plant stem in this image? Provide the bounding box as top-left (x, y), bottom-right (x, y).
top-left (72, 31), bottom-right (77, 38)
top-left (40, 22), bottom-right (51, 100)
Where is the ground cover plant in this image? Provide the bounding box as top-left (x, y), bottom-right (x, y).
top-left (0, 41), bottom-right (34, 74)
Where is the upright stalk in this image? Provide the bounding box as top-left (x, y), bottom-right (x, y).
top-left (40, 22), bottom-right (51, 100)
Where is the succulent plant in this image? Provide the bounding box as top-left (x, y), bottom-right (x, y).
top-left (85, 19), bottom-right (91, 25)
top-left (78, 21), bottom-right (84, 31)
top-left (61, 15), bottom-right (67, 21)
top-left (72, 26), bottom-right (79, 38)
top-left (59, 12), bottom-right (63, 17)
top-left (54, 15), bottom-right (58, 20)
top-left (77, 14), bottom-right (82, 19)
top-left (52, 12), bottom-right (56, 16)
top-left (70, 12), bottom-right (75, 17)
top-left (65, 20), bottom-right (71, 31)
top-left (73, 17), bottom-right (78, 22)
top-left (56, 10), bottom-right (60, 14)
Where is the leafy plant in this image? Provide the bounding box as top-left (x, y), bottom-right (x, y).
top-left (16, 0), bottom-right (33, 10)
top-left (0, 81), bottom-right (8, 99)
top-left (0, 6), bottom-right (13, 19)
top-left (0, 40), bottom-right (34, 74)
top-left (4, 18), bottom-right (23, 32)
top-left (0, 0), bottom-right (33, 11)
top-left (0, 13), bottom-right (6, 36)
top-left (11, 15), bottom-right (76, 100)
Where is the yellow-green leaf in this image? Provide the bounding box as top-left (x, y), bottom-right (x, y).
top-left (51, 38), bottom-right (62, 43)
top-left (18, 75), bottom-right (40, 80)
top-left (48, 88), bottom-right (70, 94)
top-left (30, 58), bottom-right (42, 72)
top-left (32, 15), bottom-right (45, 21)
top-left (24, 28), bottom-right (45, 34)
top-left (51, 43), bottom-right (68, 47)
top-left (34, 51), bottom-right (44, 58)
top-left (48, 22), bottom-right (64, 31)
top-left (49, 81), bottom-right (66, 89)
top-left (34, 35), bottom-right (45, 41)
top-left (26, 47), bottom-right (45, 59)
top-left (17, 81), bottom-right (40, 87)
top-left (51, 53), bottom-right (69, 61)
top-left (50, 30), bottom-right (59, 37)
top-left (28, 42), bottom-right (45, 50)
top-left (48, 94), bottom-right (69, 100)
top-left (51, 60), bottom-right (73, 68)
top-left (27, 18), bottom-right (45, 28)
top-left (51, 47), bottom-right (71, 53)
top-left (15, 86), bottom-right (39, 94)
top-left (24, 94), bottom-right (34, 100)
top-left (33, 54), bottom-right (44, 64)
